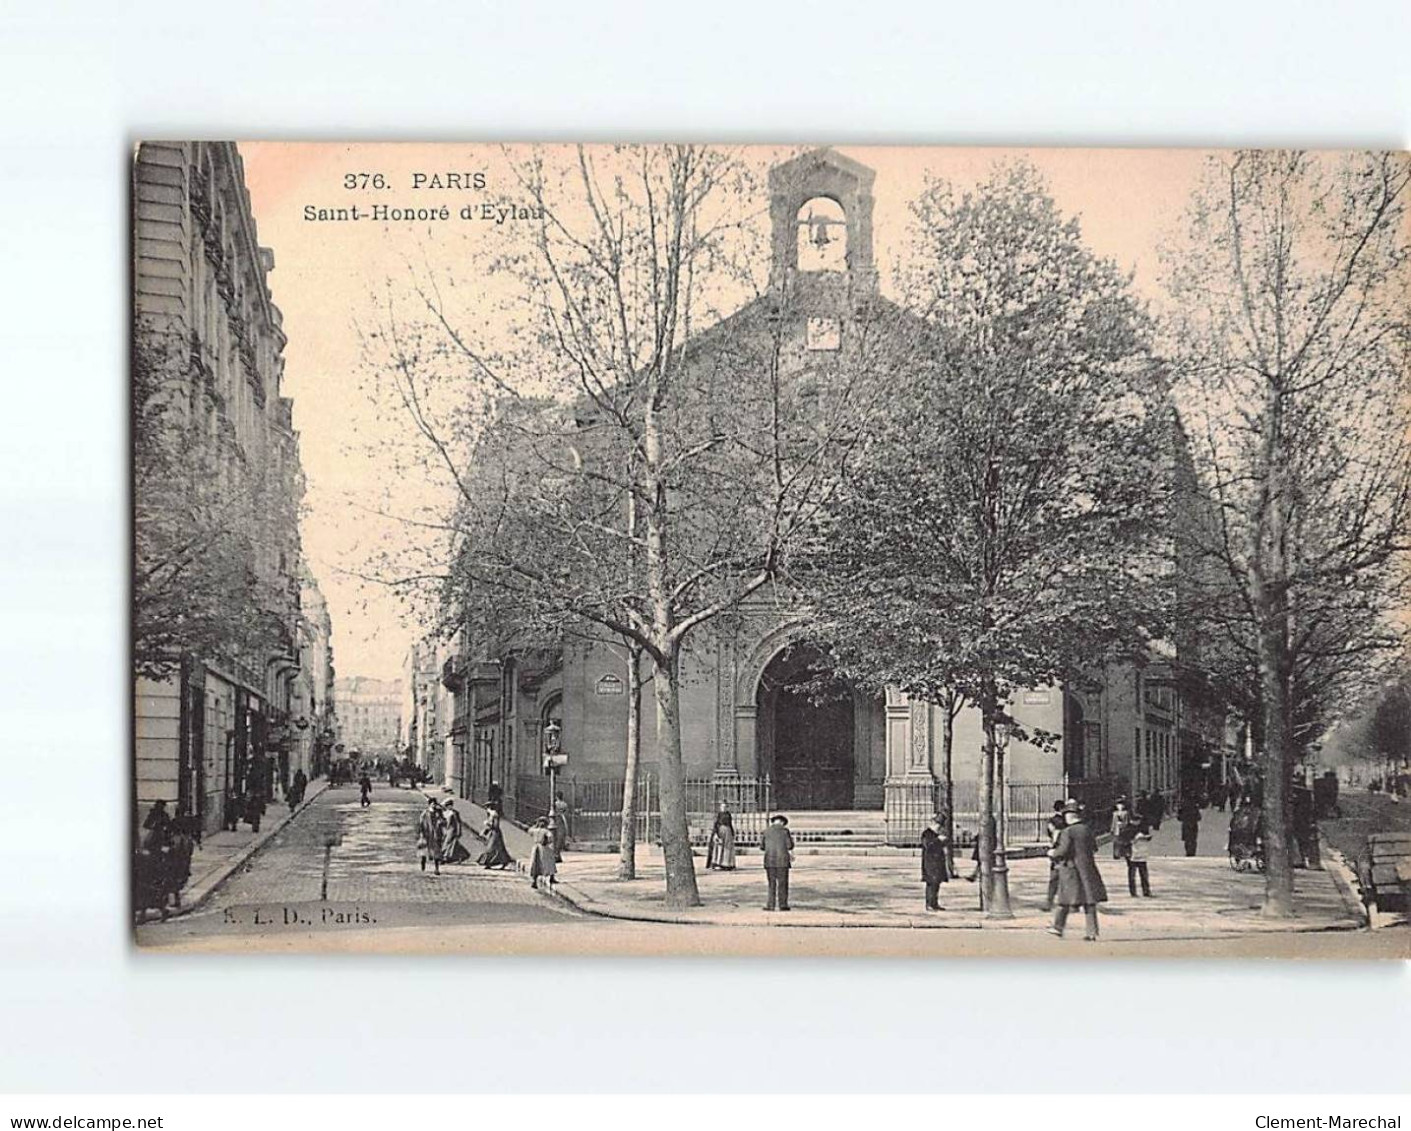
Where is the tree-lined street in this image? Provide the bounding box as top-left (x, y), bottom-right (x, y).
top-left (136, 783), bottom-right (1382, 953)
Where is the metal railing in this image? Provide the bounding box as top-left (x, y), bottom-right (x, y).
top-left (885, 779), bottom-right (943, 846)
top-left (509, 774), bottom-right (773, 846)
top-left (889, 779), bottom-right (1118, 847)
top-left (684, 776), bottom-right (772, 845)
top-left (513, 775), bottom-right (658, 843)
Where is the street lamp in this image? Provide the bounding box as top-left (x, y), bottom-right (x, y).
top-left (542, 719), bottom-right (566, 813)
top-left (988, 720), bottom-right (1015, 919)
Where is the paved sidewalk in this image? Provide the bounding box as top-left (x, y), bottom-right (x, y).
top-left (548, 843), bottom-right (1367, 940)
top-left (166, 779), bottom-right (331, 915)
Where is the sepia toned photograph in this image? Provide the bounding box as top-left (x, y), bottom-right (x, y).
top-left (130, 141), bottom-right (1411, 957)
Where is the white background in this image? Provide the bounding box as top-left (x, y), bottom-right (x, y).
top-left (1, 0), bottom-right (1409, 1095)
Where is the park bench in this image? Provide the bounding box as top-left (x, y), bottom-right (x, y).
top-left (1356, 832), bottom-right (1411, 917)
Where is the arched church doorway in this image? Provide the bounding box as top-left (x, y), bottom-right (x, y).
top-left (757, 643), bottom-right (855, 809)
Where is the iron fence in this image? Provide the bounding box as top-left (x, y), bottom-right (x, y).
top-left (557, 776), bottom-right (658, 844)
top-left (684, 776), bottom-right (772, 845)
top-left (509, 774), bottom-right (773, 846)
top-left (891, 779), bottom-right (1118, 848)
top-left (885, 779), bottom-right (942, 846)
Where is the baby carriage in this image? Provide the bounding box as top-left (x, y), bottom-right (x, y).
top-left (1226, 805), bottom-right (1265, 873)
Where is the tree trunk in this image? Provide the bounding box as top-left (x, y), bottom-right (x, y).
top-left (976, 682), bottom-right (997, 910)
top-left (1257, 604), bottom-right (1296, 917)
top-left (941, 691), bottom-right (956, 867)
top-left (652, 648), bottom-right (700, 908)
top-left (618, 646), bottom-right (643, 880)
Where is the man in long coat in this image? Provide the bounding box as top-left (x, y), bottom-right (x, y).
top-left (417, 798), bottom-right (443, 875)
top-left (1047, 800), bottom-right (1109, 941)
top-left (1177, 795), bottom-right (1201, 856)
top-left (920, 821), bottom-right (949, 910)
top-left (761, 814), bottom-right (795, 911)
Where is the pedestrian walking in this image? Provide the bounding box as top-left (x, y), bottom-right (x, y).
top-left (707, 800), bottom-right (737, 871)
top-left (1046, 799), bottom-right (1109, 941)
top-left (544, 806), bottom-right (565, 863)
top-left (243, 791), bottom-right (265, 833)
top-left (290, 767), bottom-right (308, 810)
top-left (1127, 819), bottom-right (1153, 896)
top-left (1177, 794), bottom-right (1201, 857)
top-left (141, 800), bottom-right (172, 851)
top-left (487, 781), bottom-right (503, 811)
top-left (1109, 797), bottom-right (1134, 861)
top-left (164, 814), bottom-right (197, 910)
top-left (417, 797), bottom-right (443, 874)
top-left (477, 806), bottom-right (515, 869)
top-left (1292, 781), bottom-right (1322, 870)
top-left (529, 818), bottom-right (557, 890)
top-left (761, 814), bottom-right (794, 911)
top-left (554, 791), bottom-right (571, 853)
top-left (358, 771), bottom-right (373, 808)
top-left (920, 820), bottom-right (949, 910)
top-left (1040, 800), bottom-right (1068, 910)
top-left (441, 800), bottom-right (471, 864)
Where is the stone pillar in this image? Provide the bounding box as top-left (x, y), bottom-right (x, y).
top-left (883, 689), bottom-right (938, 844)
top-left (714, 639), bottom-right (740, 780)
top-left (731, 706), bottom-right (757, 779)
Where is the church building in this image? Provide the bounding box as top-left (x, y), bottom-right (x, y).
top-left (443, 148), bottom-right (1202, 844)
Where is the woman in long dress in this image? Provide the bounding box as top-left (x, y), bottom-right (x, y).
top-left (440, 801), bottom-right (471, 864)
top-left (477, 807), bottom-right (515, 869)
top-left (708, 801), bottom-right (737, 870)
top-left (529, 819), bottom-right (557, 890)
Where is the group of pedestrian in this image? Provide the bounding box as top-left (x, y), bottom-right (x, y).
top-left (132, 800), bottom-right (199, 923)
top-left (223, 789), bottom-right (267, 833)
top-left (415, 796), bottom-right (472, 874)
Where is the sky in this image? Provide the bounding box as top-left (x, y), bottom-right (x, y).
top-left (240, 143), bottom-right (1213, 682)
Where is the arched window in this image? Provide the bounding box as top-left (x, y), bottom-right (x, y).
top-left (796, 197), bottom-right (847, 272)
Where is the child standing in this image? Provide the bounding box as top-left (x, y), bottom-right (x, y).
top-left (1127, 819), bottom-right (1153, 897)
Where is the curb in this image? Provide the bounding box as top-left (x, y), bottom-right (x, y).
top-left (1320, 839), bottom-right (1370, 928)
top-left (546, 874), bottom-right (1366, 936)
top-left (171, 779), bottom-right (332, 918)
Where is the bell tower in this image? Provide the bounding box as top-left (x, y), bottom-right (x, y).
top-left (767, 147), bottom-right (878, 295)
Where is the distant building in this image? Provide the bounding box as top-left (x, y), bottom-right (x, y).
top-left (333, 676), bottom-right (401, 758)
top-left (401, 639), bottom-right (450, 781)
top-left (292, 570), bottom-right (337, 778)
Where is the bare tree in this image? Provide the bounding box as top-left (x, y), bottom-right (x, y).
top-left (368, 146), bottom-right (906, 908)
top-left (1163, 150), bottom-right (1411, 916)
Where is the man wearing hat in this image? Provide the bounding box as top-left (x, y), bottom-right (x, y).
top-left (1046, 799), bottom-right (1108, 940)
top-left (761, 814), bottom-right (795, 911)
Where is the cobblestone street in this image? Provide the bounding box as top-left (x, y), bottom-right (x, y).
top-left (136, 783), bottom-right (578, 945)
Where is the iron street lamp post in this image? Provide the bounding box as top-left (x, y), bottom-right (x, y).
top-left (543, 719), bottom-right (563, 814)
top-left (988, 721), bottom-right (1015, 919)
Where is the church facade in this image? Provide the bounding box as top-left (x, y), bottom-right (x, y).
top-left (442, 148), bottom-right (1210, 840)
